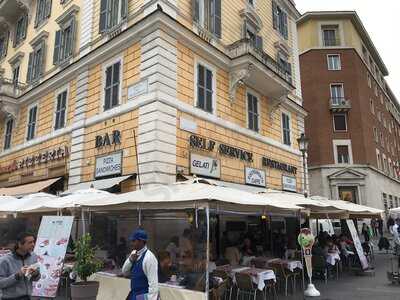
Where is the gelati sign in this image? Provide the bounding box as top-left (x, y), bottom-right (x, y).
top-left (190, 153), bottom-right (221, 179)
top-left (95, 130), bottom-right (121, 149)
top-left (0, 146), bottom-right (69, 174)
top-left (245, 167), bottom-right (266, 187)
top-left (95, 151), bottom-right (122, 178)
top-left (189, 134), bottom-right (253, 163)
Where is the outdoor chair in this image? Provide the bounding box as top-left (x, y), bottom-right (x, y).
top-left (264, 279), bottom-right (278, 300)
top-left (312, 255), bottom-right (328, 284)
top-left (212, 270), bottom-right (233, 300)
top-left (211, 279), bottom-right (228, 300)
top-left (279, 263), bottom-right (300, 296)
top-left (234, 272), bottom-right (262, 300)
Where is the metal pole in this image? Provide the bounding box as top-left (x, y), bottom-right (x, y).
top-left (206, 206), bottom-right (210, 300)
top-left (299, 211), bottom-right (306, 300)
top-left (133, 129), bottom-right (142, 190)
top-left (302, 152), bottom-right (307, 198)
top-left (81, 209), bottom-right (86, 235)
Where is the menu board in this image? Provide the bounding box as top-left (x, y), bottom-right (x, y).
top-left (32, 216), bottom-right (74, 298)
top-left (346, 220), bottom-right (369, 270)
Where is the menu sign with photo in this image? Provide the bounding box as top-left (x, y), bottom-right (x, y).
top-left (346, 219), bottom-right (369, 270)
top-left (32, 216), bottom-right (74, 298)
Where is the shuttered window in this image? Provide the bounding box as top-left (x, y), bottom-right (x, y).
top-left (12, 64), bottom-right (20, 87)
top-left (247, 93), bottom-right (259, 132)
top-left (54, 90), bottom-right (67, 130)
top-left (99, 0), bottom-right (128, 33)
top-left (27, 41), bottom-right (45, 83)
top-left (35, 0), bottom-right (52, 27)
top-left (197, 64), bottom-right (213, 113)
top-left (192, 0), bottom-right (221, 38)
top-left (27, 105), bottom-right (38, 141)
top-left (0, 31), bottom-right (9, 59)
top-left (104, 61), bottom-right (121, 111)
top-left (337, 145), bottom-right (349, 164)
top-left (54, 17), bottom-right (76, 65)
top-left (4, 118), bottom-right (13, 150)
top-left (282, 113), bottom-right (291, 146)
top-left (272, 1), bottom-right (288, 39)
top-left (14, 14), bottom-right (28, 47)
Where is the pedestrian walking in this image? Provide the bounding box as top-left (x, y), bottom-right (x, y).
top-left (122, 229), bottom-right (159, 300)
top-left (371, 219), bottom-right (377, 237)
top-left (392, 218), bottom-right (400, 270)
top-left (0, 232), bottom-right (40, 300)
top-left (388, 216), bottom-right (395, 233)
top-left (378, 218), bottom-right (384, 236)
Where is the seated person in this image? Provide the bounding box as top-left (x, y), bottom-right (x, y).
top-left (165, 236), bottom-right (179, 264)
top-left (241, 238), bottom-right (256, 257)
top-left (323, 239), bottom-right (339, 256)
top-left (158, 251), bottom-right (173, 283)
top-left (224, 244), bottom-right (241, 266)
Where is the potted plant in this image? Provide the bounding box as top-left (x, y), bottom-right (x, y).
top-left (70, 233), bottom-right (103, 300)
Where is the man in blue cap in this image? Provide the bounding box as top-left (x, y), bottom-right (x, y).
top-left (122, 229), bottom-right (159, 300)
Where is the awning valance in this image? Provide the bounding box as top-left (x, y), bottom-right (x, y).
top-left (0, 177), bottom-right (62, 196)
top-left (66, 175), bottom-right (135, 193)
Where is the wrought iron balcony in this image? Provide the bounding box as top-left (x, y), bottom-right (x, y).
top-left (228, 38), bottom-right (292, 85)
top-left (330, 97), bottom-right (351, 111)
top-left (0, 77), bottom-right (27, 99)
top-left (323, 38), bottom-right (341, 47)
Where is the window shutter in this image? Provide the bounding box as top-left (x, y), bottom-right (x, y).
top-left (283, 12), bottom-right (288, 39)
top-left (69, 17), bottom-right (76, 57)
top-left (255, 35), bottom-right (263, 51)
top-left (22, 15), bottom-right (28, 40)
top-left (242, 20), bottom-right (247, 39)
top-left (272, 1), bottom-right (278, 30)
top-left (53, 30), bottom-right (61, 65)
top-left (27, 52), bottom-right (33, 83)
top-left (45, 0), bottom-right (52, 18)
top-left (192, 0), bottom-right (200, 23)
top-left (99, 0), bottom-right (108, 32)
top-left (121, 0), bottom-right (128, 20)
top-left (39, 40), bottom-right (46, 76)
top-left (34, 5), bottom-right (39, 28)
top-left (3, 31), bottom-right (9, 57)
top-left (213, 0), bottom-right (221, 38)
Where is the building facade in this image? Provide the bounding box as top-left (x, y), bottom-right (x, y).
top-left (298, 11), bottom-right (400, 211)
top-left (0, 0), bottom-right (306, 195)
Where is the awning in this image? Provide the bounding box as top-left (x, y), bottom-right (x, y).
top-left (0, 178), bottom-right (62, 196)
top-left (66, 175), bottom-right (134, 193)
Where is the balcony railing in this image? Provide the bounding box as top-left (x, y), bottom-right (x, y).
top-left (323, 38), bottom-right (341, 47)
top-left (228, 38), bottom-right (292, 85)
top-left (330, 97), bottom-right (351, 111)
top-left (0, 77), bottom-right (27, 98)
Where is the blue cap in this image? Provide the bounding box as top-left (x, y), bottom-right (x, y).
top-left (129, 229), bottom-right (148, 241)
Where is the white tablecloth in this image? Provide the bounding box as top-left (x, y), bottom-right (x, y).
top-left (326, 252), bottom-right (341, 266)
top-left (231, 267), bottom-right (276, 291)
top-left (90, 273), bottom-right (206, 300)
top-left (267, 259), bottom-right (303, 272)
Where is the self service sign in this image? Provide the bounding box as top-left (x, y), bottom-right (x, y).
top-left (190, 153), bottom-right (221, 179)
top-left (95, 151), bottom-right (122, 178)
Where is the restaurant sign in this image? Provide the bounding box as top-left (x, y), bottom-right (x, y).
top-left (95, 151), bottom-right (122, 178)
top-left (262, 157), bottom-right (297, 175)
top-left (190, 153), bottom-right (221, 179)
top-left (245, 167), bottom-right (266, 187)
top-left (282, 175), bottom-right (297, 192)
top-left (0, 146), bottom-right (69, 174)
top-left (189, 134), bottom-right (253, 163)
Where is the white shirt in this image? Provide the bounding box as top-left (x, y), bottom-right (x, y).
top-left (122, 247), bottom-right (159, 300)
top-left (393, 224), bottom-right (400, 246)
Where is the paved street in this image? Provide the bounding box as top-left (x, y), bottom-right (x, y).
top-left (289, 249), bottom-right (400, 300)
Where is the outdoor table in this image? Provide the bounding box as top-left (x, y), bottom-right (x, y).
top-left (267, 258), bottom-right (303, 272)
top-left (231, 267), bottom-right (276, 291)
top-left (326, 252), bottom-right (341, 266)
top-left (90, 272), bottom-right (206, 300)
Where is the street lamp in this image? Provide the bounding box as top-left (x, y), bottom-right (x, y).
top-left (297, 133), bottom-right (309, 198)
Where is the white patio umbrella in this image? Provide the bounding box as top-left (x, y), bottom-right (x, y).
top-left (0, 193), bottom-right (58, 213)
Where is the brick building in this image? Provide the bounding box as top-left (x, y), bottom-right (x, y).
top-left (298, 11), bottom-right (400, 211)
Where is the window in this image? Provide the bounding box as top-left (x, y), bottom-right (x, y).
top-left (376, 149), bottom-right (381, 170)
top-left (192, 0), bottom-right (221, 38)
top-left (26, 105), bottom-right (38, 141)
top-left (103, 60), bottom-right (121, 111)
top-left (277, 52), bottom-right (292, 82)
top-left (244, 25), bottom-right (263, 51)
top-left (383, 154), bottom-right (388, 173)
top-left (35, 0), bottom-right (52, 27)
top-left (337, 145), bottom-right (349, 164)
top-left (377, 111), bottom-right (382, 122)
top-left (27, 40), bottom-right (46, 83)
top-left (3, 118), bottom-right (13, 150)
top-left (12, 64), bottom-right (20, 87)
top-left (373, 127), bottom-right (378, 143)
top-left (272, 1), bottom-right (288, 39)
top-left (396, 197), bottom-right (399, 208)
top-left (370, 99), bottom-right (374, 114)
top-left (322, 25), bottom-right (339, 46)
top-left (367, 74), bottom-right (371, 88)
top-left (247, 92), bottom-right (259, 132)
top-left (14, 14), bottom-right (28, 47)
top-left (282, 112), bottom-right (291, 146)
top-left (374, 83), bottom-right (378, 96)
top-left (330, 83), bottom-right (344, 104)
top-left (248, 0), bottom-right (255, 6)
top-left (333, 113), bottom-right (347, 131)
top-left (54, 17), bottom-right (76, 65)
top-left (99, 0), bottom-right (128, 33)
top-left (196, 63), bottom-right (214, 113)
top-left (380, 132), bottom-right (384, 147)
top-left (389, 159), bottom-right (393, 177)
top-left (389, 195), bottom-right (394, 209)
top-left (383, 193), bottom-right (388, 211)
top-left (0, 31), bottom-right (9, 59)
top-left (327, 54), bottom-right (341, 70)
top-left (54, 90), bottom-right (67, 130)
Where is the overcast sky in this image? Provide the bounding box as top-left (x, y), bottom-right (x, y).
top-left (296, 0), bottom-right (400, 100)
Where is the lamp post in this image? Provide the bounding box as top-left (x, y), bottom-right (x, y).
top-left (297, 133), bottom-right (309, 198)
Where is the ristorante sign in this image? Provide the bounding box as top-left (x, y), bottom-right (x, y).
top-left (0, 146), bottom-right (69, 174)
top-left (262, 157), bottom-right (297, 175)
top-left (189, 134), bottom-right (253, 163)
